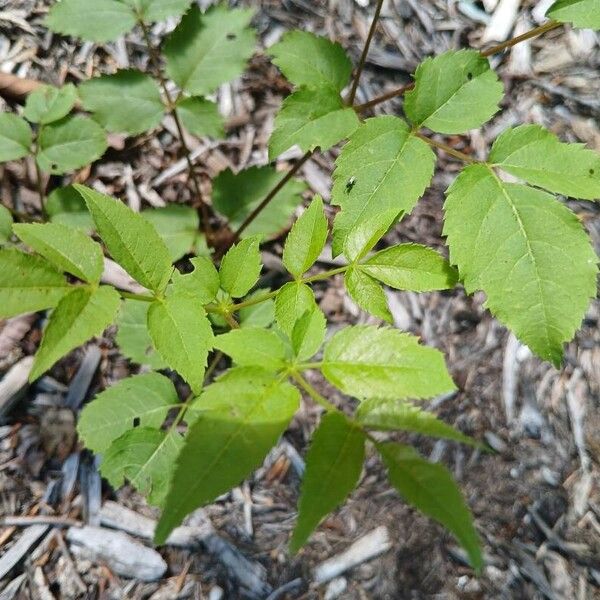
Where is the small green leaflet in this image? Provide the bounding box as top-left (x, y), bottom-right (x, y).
top-left (148, 295), bottom-right (214, 395)
top-left (123, 0), bottom-right (193, 22)
top-left (322, 326), bottom-right (456, 400)
top-left (275, 282), bottom-right (316, 337)
top-left (116, 300), bottom-right (167, 369)
top-left (357, 399), bottom-right (478, 447)
top-left (404, 50), bottom-right (503, 134)
top-left (343, 208), bottom-right (400, 263)
top-left (75, 185), bottom-right (172, 293)
top-left (141, 205), bottom-right (199, 262)
top-left (269, 31), bottom-right (352, 92)
top-left (332, 117), bottom-right (436, 256)
top-left (79, 70), bottom-right (164, 136)
top-left (0, 205), bottom-right (13, 245)
top-left (176, 97), bottom-right (224, 139)
top-left (345, 267), bottom-right (392, 323)
top-left (290, 412), bottom-right (365, 553)
top-left (46, 186), bottom-right (94, 231)
top-left (37, 116), bottom-right (107, 174)
top-left (100, 428), bottom-right (184, 508)
top-left (0, 113), bottom-right (32, 162)
top-left (0, 249), bottom-right (70, 318)
top-left (489, 124), bottom-right (600, 200)
top-left (219, 236), bottom-right (262, 298)
top-left (78, 372), bottom-right (179, 453)
top-left (170, 257), bottom-right (220, 304)
top-left (30, 285), bottom-right (120, 381)
top-left (283, 195), bottom-right (328, 279)
top-left (13, 222), bottom-right (104, 283)
top-left (269, 86), bottom-right (360, 159)
top-left (214, 328), bottom-right (287, 371)
top-left (23, 84), bottom-right (77, 125)
top-left (45, 0), bottom-right (137, 42)
top-left (155, 367), bottom-right (300, 543)
top-left (546, 0), bottom-right (600, 29)
top-left (444, 164), bottom-right (597, 365)
top-left (378, 442), bottom-right (482, 571)
top-left (360, 244), bottom-right (458, 291)
top-left (212, 166), bottom-right (307, 239)
top-left (291, 306), bottom-right (326, 361)
top-left (164, 4), bottom-right (256, 96)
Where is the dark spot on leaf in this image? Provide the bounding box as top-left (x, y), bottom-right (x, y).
top-left (467, 72), bottom-right (473, 80)
top-left (589, 169), bottom-right (595, 175)
top-left (133, 417), bottom-right (140, 427)
top-left (226, 33), bottom-right (236, 40)
top-left (51, 163), bottom-right (58, 170)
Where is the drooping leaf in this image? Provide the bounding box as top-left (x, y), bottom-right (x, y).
top-left (378, 442), bottom-right (482, 571)
top-left (275, 282), bottom-right (316, 337)
top-left (141, 205), bottom-right (199, 262)
top-left (360, 244), bottom-right (458, 291)
top-left (100, 428), bottom-right (184, 507)
top-left (332, 117), bottom-right (436, 255)
top-left (115, 300), bottom-right (167, 369)
top-left (291, 306), bottom-right (326, 361)
top-left (290, 412), bottom-right (365, 553)
top-left (46, 186), bottom-right (94, 231)
top-left (546, 0), bottom-right (600, 29)
top-left (345, 267), bottom-right (392, 322)
top-left (269, 31), bottom-right (352, 92)
top-left (269, 86), bottom-right (360, 159)
top-left (404, 49), bottom-right (503, 134)
top-left (13, 222), bottom-right (104, 283)
top-left (148, 295), bottom-right (214, 395)
top-left (444, 164), bottom-right (597, 365)
top-left (322, 326), bottom-right (456, 400)
top-left (0, 113), bottom-right (32, 162)
top-left (283, 195), bottom-right (328, 278)
top-left (123, 0), bottom-right (193, 22)
top-left (176, 97), bottom-right (224, 139)
top-left (170, 257), bottom-right (220, 304)
top-left (75, 185), bottom-right (172, 293)
top-left (23, 84), bottom-right (77, 125)
top-left (219, 235), bottom-right (262, 298)
top-left (489, 124), bottom-right (600, 200)
top-left (37, 116), bottom-right (107, 174)
top-left (30, 285), bottom-right (121, 381)
top-left (78, 372), bottom-right (179, 453)
top-left (155, 367), bottom-right (300, 543)
top-left (343, 208), bottom-right (400, 262)
top-left (0, 205), bottom-right (13, 245)
top-left (212, 166), bottom-right (307, 239)
top-left (79, 70), bottom-right (164, 135)
top-left (164, 4), bottom-right (256, 96)
top-left (0, 249), bottom-right (71, 318)
top-left (214, 328), bottom-right (287, 371)
top-left (45, 0), bottom-right (137, 42)
top-left (239, 289), bottom-right (275, 328)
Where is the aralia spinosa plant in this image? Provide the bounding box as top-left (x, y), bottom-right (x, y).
top-left (0, 0), bottom-right (599, 571)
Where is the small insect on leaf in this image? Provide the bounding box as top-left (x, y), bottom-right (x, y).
top-left (345, 176), bottom-right (356, 194)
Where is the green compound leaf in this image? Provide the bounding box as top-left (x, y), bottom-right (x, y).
top-left (155, 367), bottom-right (300, 543)
top-left (332, 117), bottom-right (436, 256)
top-left (378, 442), bottom-right (482, 572)
top-left (283, 195), bottom-right (328, 278)
top-left (148, 295), bottom-right (214, 395)
top-left (75, 185), bottom-right (172, 293)
top-left (141, 205), bottom-right (199, 262)
top-left (219, 235), bottom-right (262, 298)
top-left (115, 300), bottom-right (167, 369)
top-left (46, 186), bottom-right (94, 231)
top-left (444, 164), bottom-right (597, 365)
top-left (170, 257), bottom-right (220, 304)
top-left (214, 328), bottom-right (287, 371)
top-left (343, 208), bottom-right (399, 263)
top-left (24, 84), bottom-right (77, 125)
top-left (45, 0), bottom-right (137, 42)
top-left (489, 124), bottom-right (600, 200)
top-left (0, 113), bottom-right (32, 162)
top-left (290, 412), bottom-right (365, 553)
top-left (275, 282), bottom-right (316, 337)
top-left (0, 205), bottom-right (13, 245)
top-left (547, 0), bottom-right (600, 29)
top-left (291, 306), bottom-right (326, 361)
top-left (78, 372), bottom-right (179, 453)
top-left (100, 428), bottom-right (184, 508)
top-left (345, 267), bottom-right (392, 323)
top-left (212, 166), bottom-right (307, 240)
top-left (13, 222), bottom-right (104, 283)
top-left (357, 399), bottom-right (479, 447)
top-left (176, 97), bottom-right (224, 139)
top-left (360, 244), bottom-right (458, 292)
top-left (405, 49), bottom-right (503, 134)
top-left (0, 249), bottom-right (71, 318)
top-left (37, 115), bottom-right (107, 175)
top-left (269, 86), bottom-right (360, 159)
top-left (322, 326), bottom-right (456, 400)
top-left (164, 4), bottom-right (256, 96)
top-left (269, 31), bottom-right (353, 92)
top-left (79, 70), bottom-right (164, 136)
top-left (30, 285), bottom-right (120, 381)
top-left (123, 0), bottom-right (193, 22)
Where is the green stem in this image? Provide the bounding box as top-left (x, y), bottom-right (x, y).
top-left (290, 371), bottom-right (338, 413)
top-left (302, 265), bottom-right (348, 284)
top-left (481, 20), bottom-right (561, 57)
top-left (414, 132), bottom-right (479, 164)
top-left (119, 290), bottom-right (155, 302)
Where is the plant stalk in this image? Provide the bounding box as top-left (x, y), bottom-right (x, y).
top-left (290, 371), bottom-right (338, 413)
top-left (415, 132), bottom-right (479, 164)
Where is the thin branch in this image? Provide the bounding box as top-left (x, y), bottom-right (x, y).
top-left (354, 82), bottom-right (414, 112)
top-left (290, 371), bottom-right (338, 413)
top-left (481, 20), bottom-right (561, 57)
top-left (414, 132), bottom-right (479, 164)
top-left (348, 0), bottom-right (386, 105)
